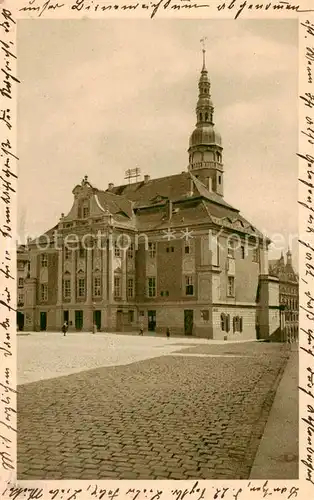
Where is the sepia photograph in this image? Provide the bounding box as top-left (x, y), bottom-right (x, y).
top-left (16, 19), bottom-right (298, 481)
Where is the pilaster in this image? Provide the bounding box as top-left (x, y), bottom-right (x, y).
top-left (122, 251), bottom-right (127, 301)
top-left (86, 248), bottom-right (92, 304)
top-left (102, 247), bottom-right (107, 300)
top-left (57, 248), bottom-right (63, 305)
top-left (108, 243), bottom-right (113, 303)
top-left (70, 250), bottom-right (76, 305)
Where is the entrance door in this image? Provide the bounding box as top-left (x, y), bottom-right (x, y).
top-left (75, 310), bottom-right (83, 330)
top-left (116, 310), bottom-right (123, 331)
top-left (17, 311), bottom-right (24, 331)
top-left (94, 310), bottom-right (101, 330)
top-left (184, 310), bottom-right (193, 335)
top-left (63, 310), bottom-right (69, 323)
top-left (40, 311), bottom-right (47, 331)
top-left (148, 310), bottom-right (156, 332)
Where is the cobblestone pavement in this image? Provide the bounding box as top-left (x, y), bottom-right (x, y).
top-left (18, 332), bottom-right (209, 384)
top-left (17, 341), bottom-right (291, 480)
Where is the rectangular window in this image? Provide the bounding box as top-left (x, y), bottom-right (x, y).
top-left (252, 247), bottom-right (259, 263)
top-left (65, 247), bottom-right (71, 260)
top-left (127, 243), bottom-right (134, 259)
top-left (63, 279), bottom-right (71, 299)
top-left (78, 278), bottom-right (85, 298)
top-left (114, 275), bottom-right (122, 299)
top-left (18, 262), bottom-right (25, 271)
top-left (18, 292), bottom-right (24, 304)
top-left (227, 241), bottom-right (235, 259)
top-left (185, 244), bottom-right (190, 254)
top-left (185, 275), bottom-right (194, 296)
top-left (127, 278), bottom-right (134, 299)
top-left (147, 277), bottom-right (156, 298)
top-left (41, 283), bottom-right (48, 301)
top-left (241, 245), bottom-right (246, 259)
top-left (114, 242), bottom-right (121, 258)
top-left (227, 276), bottom-right (235, 297)
top-left (148, 242), bottom-right (156, 258)
top-left (93, 276), bottom-right (101, 297)
top-left (41, 254), bottom-right (48, 268)
top-left (18, 277), bottom-right (24, 287)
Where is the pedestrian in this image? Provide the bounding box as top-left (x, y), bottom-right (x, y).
top-left (139, 317), bottom-right (144, 336)
top-left (62, 321), bottom-right (68, 336)
top-left (92, 323), bottom-right (97, 334)
top-left (166, 327), bottom-right (170, 339)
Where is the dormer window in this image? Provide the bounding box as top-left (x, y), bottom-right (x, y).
top-left (83, 202), bottom-right (89, 218)
top-left (78, 199), bottom-right (90, 219)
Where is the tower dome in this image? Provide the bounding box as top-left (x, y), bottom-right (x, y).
top-left (189, 126), bottom-right (222, 148)
top-left (187, 42), bottom-right (224, 197)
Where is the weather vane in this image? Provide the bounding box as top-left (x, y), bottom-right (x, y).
top-left (200, 37), bottom-right (207, 50)
top-left (200, 37), bottom-right (207, 68)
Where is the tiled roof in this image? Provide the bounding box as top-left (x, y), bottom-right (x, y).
top-left (96, 190), bottom-right (133, 219)
top-left (108, 172), bottom-right (237, 211)
top-left (135, 199), bottom-right (211, 231)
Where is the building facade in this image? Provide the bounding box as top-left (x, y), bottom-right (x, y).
top-left (269, 250), bottom-right (299, 342)
top-left (17, 52), bottom-right (281, 340)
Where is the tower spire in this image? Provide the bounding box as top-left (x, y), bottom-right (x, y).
top-left (200, 37), bottom-right (207, 71)
top-left (187, 43), bottom-right (224, 197)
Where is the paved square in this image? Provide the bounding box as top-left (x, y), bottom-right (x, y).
top-left (17, 334), bottom-right (291, 480)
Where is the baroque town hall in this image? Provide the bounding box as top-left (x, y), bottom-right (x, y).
top-left (17, 50), bottom-right (282, 339)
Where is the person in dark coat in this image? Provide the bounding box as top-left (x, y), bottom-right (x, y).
top-left (62, 321), bottom-right (68, 336)
top-left (166, 327), bottom-right (170, 339)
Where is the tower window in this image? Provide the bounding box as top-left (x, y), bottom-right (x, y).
top-left (199, 113), bottom-right (203, 121)
top-left (218, 175), bottom-right (222, 185)
top-left (205, 112), bottom-right (208, 121)
top-left (185, 275), bottom-right (194, 296)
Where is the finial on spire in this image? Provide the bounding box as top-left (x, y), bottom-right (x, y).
top-left (200, 37), bottom-right (207, 70)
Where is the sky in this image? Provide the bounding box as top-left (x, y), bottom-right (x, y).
top-left (18, 19), bottom-right (298, 266)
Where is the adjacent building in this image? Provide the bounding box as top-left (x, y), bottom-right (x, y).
top-left (269, 250), bottom-right (299, 341)
top-left (17, 50), bottom-right (281, 339)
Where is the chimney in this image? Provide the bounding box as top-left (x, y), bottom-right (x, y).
top-left (189, 178), bottom-right (194, 197)
top-left (144, 175), bottom-right (150, 183)
top-left (167, 199), bottom-right (173, 220)
top-left (108, 182), bottom-right (114, 191)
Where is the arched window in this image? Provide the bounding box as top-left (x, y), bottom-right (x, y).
top-left (199, 113), bottom-right (203, 122)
